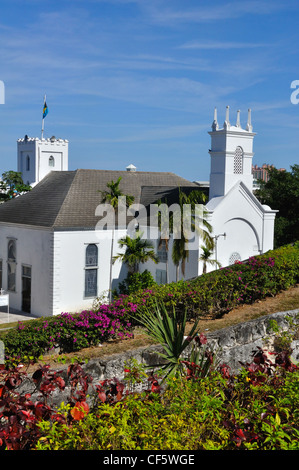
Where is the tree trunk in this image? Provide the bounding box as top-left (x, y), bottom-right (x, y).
top-left (109, 229), bottom-right (114, 303)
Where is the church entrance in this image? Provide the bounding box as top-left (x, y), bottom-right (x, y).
top-left (21, 265), bottom-right (31, 313)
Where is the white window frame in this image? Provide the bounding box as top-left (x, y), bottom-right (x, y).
top-left (84, 243), bottom-right (98, 298)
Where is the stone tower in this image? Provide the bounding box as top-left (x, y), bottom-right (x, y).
top-left (17, 135), bottom-right (69, 186)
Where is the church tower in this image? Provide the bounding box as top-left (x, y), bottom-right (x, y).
top-left (17, 135), bottom-right (68, 186)
top-left (208, 106), bottom-right (255, 200)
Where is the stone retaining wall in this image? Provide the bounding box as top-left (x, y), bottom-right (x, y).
top-left (18, 309), bottom-right (299, 407)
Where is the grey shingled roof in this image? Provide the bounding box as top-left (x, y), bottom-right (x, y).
top-left (0, 169), bottom-right (198, 229)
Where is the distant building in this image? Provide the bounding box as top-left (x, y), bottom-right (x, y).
top-left (252, 164), bottom-right (285, 184)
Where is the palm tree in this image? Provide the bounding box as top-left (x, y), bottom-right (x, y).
top-left (113, 233), bottom-right (159, 273)
top-left (157, 199), bottom-right (171, 284)
top-left (199, 245), bottom-right (221, 274)
top-left (171, 188), bottom-right (213, 281)
top-left (99, 177), bottom-right (134, 302)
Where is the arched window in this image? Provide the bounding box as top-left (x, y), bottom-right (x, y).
top-left (26, 155), bottom-right (30, 171)
top-left (85, 244), bottom-right (98, 297)
top-left (49, 156), bottom-right (55, 167)
top-left (233, 146), bottom-right (243, 174)
top-left (7, 239), bottom-right (16, 292)
top-left (8, 239), bottom-right (16, 262)
top-left (229, 252), bottom-right (241, 265)
top-left (157, 239), bottom-right (168, 262)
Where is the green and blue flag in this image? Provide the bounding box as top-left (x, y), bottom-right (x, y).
top-left (43, 100), bottom-right (48, 119)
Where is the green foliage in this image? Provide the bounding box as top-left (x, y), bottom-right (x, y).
top-left (267, 314), bottom-right (299, 354)
top-left (36, 365), bottom-right (299, 450)
top-left (99, 176), bottom-right (134, 208)
top-left (199, 245), bottom-right (221, 273)
top-left (118, 243), bottom-right (299, 323)
top-left (168, 188), bottom-right (213, 280)
top-left (113, 233), bottom-right (159, 273)
top-left (117, 270), bottom-right (157, 295)
top-left (0, 170), bottom-right (31, 201)
top-left (132, 301), bottom-right (203, 380)
top-left (0, 309), bottom-right (133, 366)
top-left (1, 334), bottom-right (298, 450)
top-left (255, 164), bottom-right (299, 247)
top-left (2, 243), bottom-right (299, 366)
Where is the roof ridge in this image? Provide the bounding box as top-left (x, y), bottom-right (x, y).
top-left (75, 168), bottom-right (182, 176)
top-left (52, 170), bottom-right (79, 227)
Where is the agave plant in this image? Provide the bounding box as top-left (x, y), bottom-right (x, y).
top-left (133, 301), bottom-right (201, 380)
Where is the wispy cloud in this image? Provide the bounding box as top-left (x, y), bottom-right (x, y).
top-left (144, 1), bottom-right (288, 25)
top-left (179, 41), bottom-right (272, 50)
top-left (82, 123), bottom-right (206, 143)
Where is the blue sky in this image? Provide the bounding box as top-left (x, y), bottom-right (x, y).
top-left (0, 0), bottom-right (299, 181)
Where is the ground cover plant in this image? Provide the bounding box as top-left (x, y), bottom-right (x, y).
top-left (0, 342), bottom-right (298, 450)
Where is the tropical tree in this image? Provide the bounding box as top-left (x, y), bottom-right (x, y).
top-left (199, 245), bottom-right (221, 274)
top-left (157, 199), bottom-right (171, 284)
top-left (171, 188), bottom-right (213, 281)
top-left (0, 171), bottom-right (31, 202)
top-left (99, 176), bottom-right (134, 301)
top-left (113, 233), bottom-right (159, 273)
top-left (255, 164), bottom-right (299, 247)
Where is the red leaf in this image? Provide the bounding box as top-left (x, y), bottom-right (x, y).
top-left (98, 391), bottom-right (106, 403)
top-left (151, 380), bottom-right (161, 393)
top-left (71, 401), bottom-right (89, 420)
top-left (236, 429), bottom-right (245, 439)
top-left (55, 376), bottom-right (65, 390)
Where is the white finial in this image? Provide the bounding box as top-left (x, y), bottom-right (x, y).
top-left (212, 107), bottom-right (219, 131)
top-left (224, 105), bottom-right (230, 129)
top-left (236, 109), bottom-right (241, 127)
top-left (246, 108), bottom-right (252, 132)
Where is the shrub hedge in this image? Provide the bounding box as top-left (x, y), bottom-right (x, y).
top-left (108, 242), bottom-right (299, 321)
top-left (1, 243), bottom-right (299, 364)
top-left (1, 307), bottom-right (133, 365)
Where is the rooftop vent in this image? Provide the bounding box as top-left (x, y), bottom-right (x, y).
top-left (126, 164), bottom-right (137, 172)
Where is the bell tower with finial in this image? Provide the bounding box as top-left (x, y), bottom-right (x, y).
top-left (208, 106), bottom-right (255, 200)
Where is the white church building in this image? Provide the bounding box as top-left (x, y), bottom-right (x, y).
top-left (205, 106), bottom-right (277, 267)
top-left (0, 107), bottom-right (277, 317)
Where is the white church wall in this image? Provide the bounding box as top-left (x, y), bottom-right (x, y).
top-left (261, 211), bottom-right (277, 253)
top-left (17, 137), bottom-right (68, 185)
top-left (140, 234), bottom-right (200, 284)
top-left (0, 224), bottom-right (53, 317)
top-left (36, 139), bottom-right (68, 182)
top-left (207, 186), bottom-right (276, 269)
top-left (208, 108), bottom-right (255, 200)
top-left (52, 228), bottom-right (128, 316)
top-left (17, 141), bottom-right (36, 186)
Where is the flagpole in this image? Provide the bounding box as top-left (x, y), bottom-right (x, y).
top-left (41, 94), bottom-right (46, 140)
